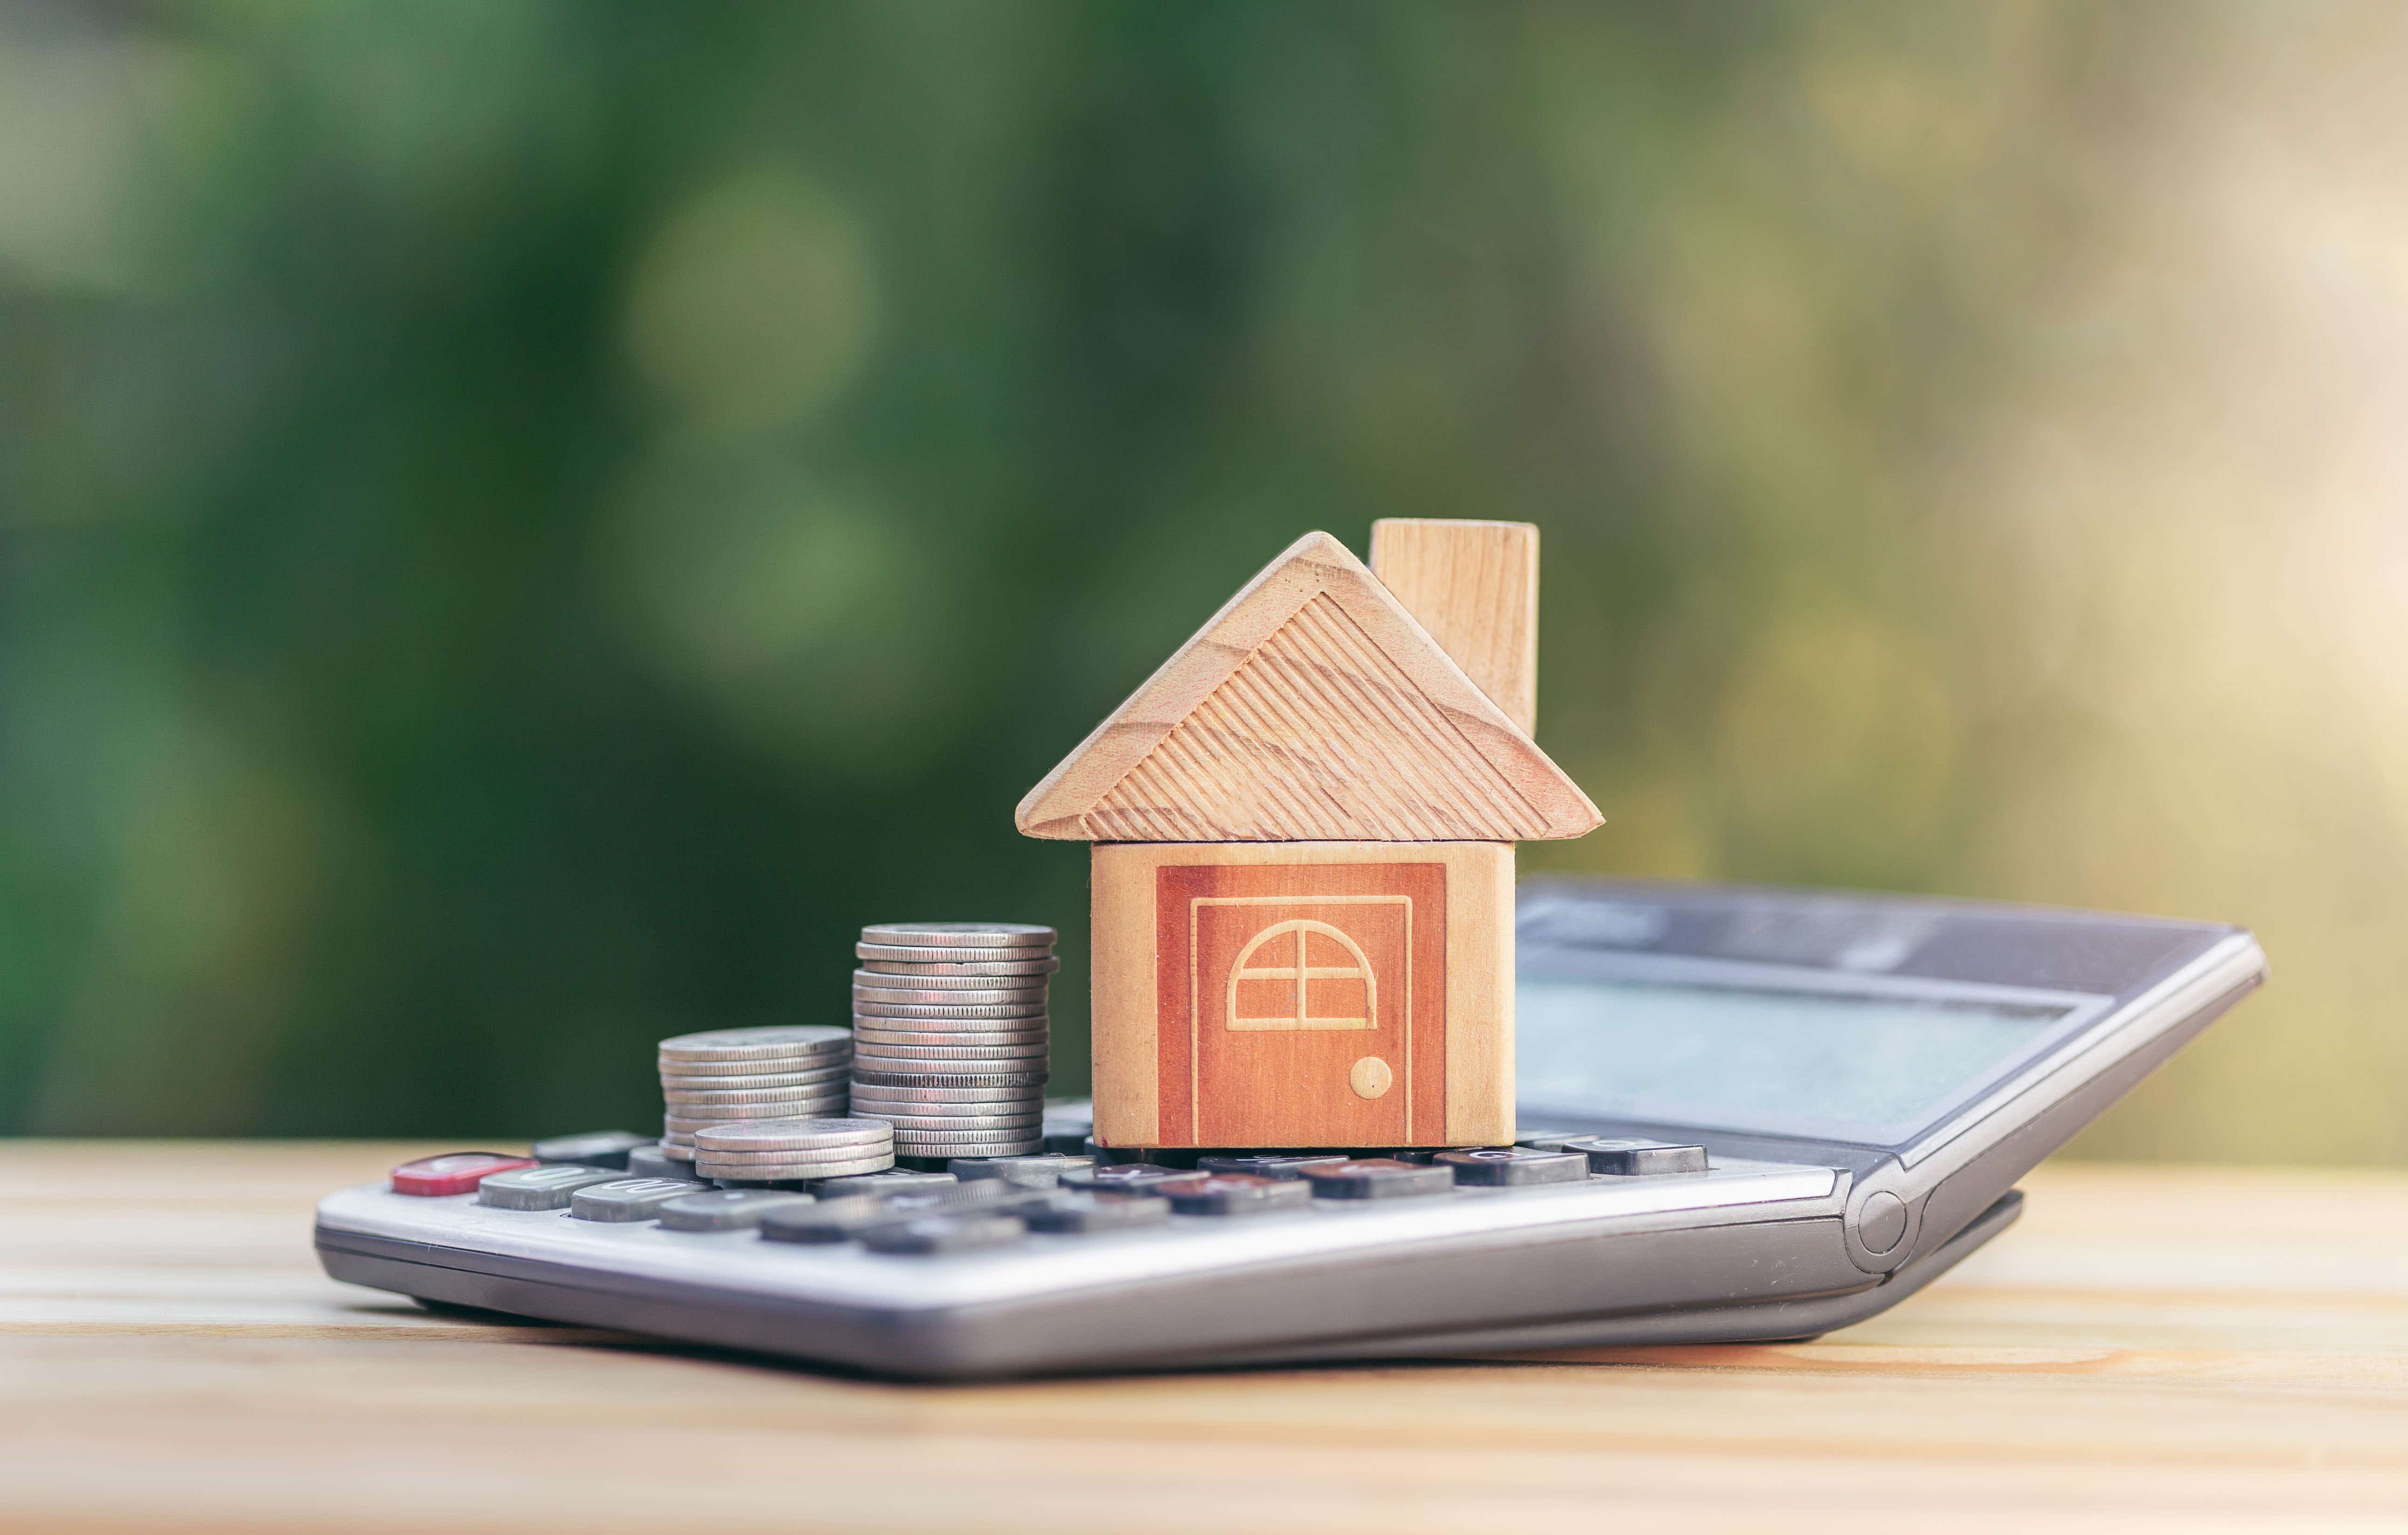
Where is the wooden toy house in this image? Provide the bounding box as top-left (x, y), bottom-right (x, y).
top-left (1018, 521), bottom-right (1601, 1149)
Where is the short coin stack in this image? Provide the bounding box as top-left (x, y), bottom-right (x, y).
top-left (657, 1026), bottom-right (854, 1168)
top-left (691, 1115), bottom-right (894, 1182)
top-left (850, 922), bottom-right (1055, 1161)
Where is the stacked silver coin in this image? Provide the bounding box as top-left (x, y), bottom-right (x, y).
top-left (691, 1115), bottom-right (894, 1181)
top-left (850, 921), bottom-right (1054, 1160)
top-left (656, 1026), bottom-right (854, 1167)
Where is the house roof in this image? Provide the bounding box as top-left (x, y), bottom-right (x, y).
top-left (1015, 532), bottom-right (1603, 843)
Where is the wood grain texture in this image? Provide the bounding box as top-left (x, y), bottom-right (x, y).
top-left (12, 1144), bottom-right (2408, 1533)
top-left (1016, 532), bottom-right (1600, 843)
top-left (1368, 519), bottom-right (1539, 738)
top-left (1090, 841), bottom-right (1512, 1149)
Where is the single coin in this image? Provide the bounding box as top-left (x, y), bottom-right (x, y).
top-left (886, 1123), bottom-right (1045, 1142)
top-left (657, 1141), bottom-right (696, 1160)
top-left (703, 1150), bottom-right (905, 1174)
top-left (861, 922), bottom-right (1057, 948)
top-left (850, 997), bottom-right (1047, 1019)
top-left (889, 1138), bottom-right (1043, 1157)
top-left (848, 1084), bottom-right (1046, 1105)
top-left (656, 1026), bottom-right (853, 1064)
top-left (853, 1044), bottom-right (1049, 1064)
top-left (859, 957), bottom-right (1059, 977)
top-left (663, 1109), bottom-right (848, 1135)
top-left (698, 1155), bottom-right (894, 1181)
top-left (658, 1064), bottom-right (850, 1091)
top-left (852, 1068), bottom-right (1049, 1089)
top-left (692, 1117), bottom-right (893, 1152)
top-left (663, 1084), bottom-right (855, 1106)
top-left (856, 942), bottom-right (1054, 965)
top-left (851, 1025), bottom-right (1049, 1048)
top-left (867, 1112), bottom-right (1045, 1135)
top-left (853, 969), bottom-right (1049, 993)
top-left (663, 1096), bottom-right (848, 1120)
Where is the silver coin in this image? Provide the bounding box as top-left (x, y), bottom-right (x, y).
top-left (859, 1112), bottom-right (1046, 1133)
top-left (889, 1132), bottom-right (1044, 1152)
top-left (658, 1140), bottom-right (696, 1159)
top-left (854, 1045), bottom-right (1049, 1064)
top-left (695, 1144), bottom-right (897, 1168)
top-left (852, 1028), bottom-right (1049, 1051)
top-left (663, 1096), bottom-right (848, 1119)
top-left (850, 994), bottom-right (1047, 1015)
top-left (658, 1064), bottom-right (850, 1090)
top-left (693, 1117), bottom-right (894, 1152)
top-left (853, 969), bottom-right (1048, 993)
top-left (696, 1156), bottom-right (895, 1181)
top-left (657, 1026), bottom-right (853, 1063)
top-left (860, 922), bottom-right (1057, 948)
top-left (852, 1068), bottom-right (1049, 1088)
top-left (849, 1084), bottom-right (1046, 1105)
top-left (663, 1084), bottom-right (856, 1106)
top-left (664, 1109), bottom-right (848, 1135)
top-left (856, 941), bottom-right (1054, 965)
top-left (859, 957), bottom-right (1060, 977)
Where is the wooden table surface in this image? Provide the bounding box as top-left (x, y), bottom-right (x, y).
top-left (7, 1142), bottom-right (2408, 1533)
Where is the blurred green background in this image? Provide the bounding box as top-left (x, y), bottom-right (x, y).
top-left (7, 1), bottom-right (2404, 1159)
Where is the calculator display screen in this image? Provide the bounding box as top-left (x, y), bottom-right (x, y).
top-left (1515, 980), bottom-right (2084, 1146)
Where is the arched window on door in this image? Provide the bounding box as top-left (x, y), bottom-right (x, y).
top-left (1225, 919), bottom-right (1376, 1030)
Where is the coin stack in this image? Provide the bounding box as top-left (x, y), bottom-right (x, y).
top-left (691, 1116), bottom-right (894, 1182)
top-left (656, 1026), bottom-right (854, 1167)
top-left (850, 922), bottom-right (1055, 1161)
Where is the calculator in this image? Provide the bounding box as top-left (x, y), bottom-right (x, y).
top-left (315, 880), bottom-right (2265, 1379)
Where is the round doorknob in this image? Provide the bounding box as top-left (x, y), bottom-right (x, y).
top-left (1349, 1057), bottom-right (1393, 1099)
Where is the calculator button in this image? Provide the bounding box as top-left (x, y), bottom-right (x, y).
top-left (657, 1189), bottom-right (813, 1232)
top-left (758, 1181), bottom-right (1032, 1244)
top-left (1060, 1163), bottom-right (1192, 1194)
top-left (1160, 1174), bottom-right (1313, 1216)
top-left (951, 1155), bottom-right (1092, 1187)
top-left (1514, 1130), bottom-right (1595, 1152)
top-left (861, 1214), bottom-right (1028, 1255)
top-left (1570, 1138), bottom-right (1709, 1175)
top-left (475, 1165), bottom-right (626, 1210)
top-left (569, 1177), bottom-right (710, 1221)
top-left (1298, 1159), bottom-right (1455, 1200)
top-left (390, 1153), bottom-right (536, 1196)
top-left (1196, 1154), bottom-right (1347, 1180)
top-left (1436, 1147), bottom-right (1588, 1186)
top-left (812, 1169), bottom-right (957, 1197)
top-left (1021, 1192), bottom-right (1173, 1233)
top-left (1382, 1149), bottom-right (1443, 1164)
top-left (623, 1144), bottom-right (683, 1181)
top-left (529, 1130), bottom-right (651, 1169)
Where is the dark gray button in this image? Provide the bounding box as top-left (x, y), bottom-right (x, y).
top-left (1570, 1138), bottom-right (1709, 1175)
top-left (1515, 1132), bottom-right (1602, 1152)
top-left (1436, 1148), bottom-right (1588, 1186)
top-left (861, 1214), bottom-right (1028, 1255)
top-left (811, 1169), bottom-right (957, 1197)
top-left (569, 1177), bottom-right (711, 1221)
top-left (951, 1154), bottom-right (1092, 1187)
top-left (759, 1180), bottom-right (1035, 1244)
top-left (1382, 1148), bottom-right (1443, 1164)
top-left (1196, 1154), bottom-right (1347, 1180)
top-left (1060, 1162), bottom-right (1192, 1194)
top-left (530, 1130), bottom-right (651, 1169)
top-left (1298, 1159), bottom-right (1455, 1200)
top-left (623, 1144), bottom-right (683, 1181)
top-left (476, 1165), bottom-right (625, 1210)
top-left (1160, 1174), bottom-right (1313, 1216)
top-left (657, 1188), bottom-right (814, 1231)
top-left (1858, 1191), bottom-right (1909, 1254)
top-left (1021, 1192), bottom-right (1173, 1234)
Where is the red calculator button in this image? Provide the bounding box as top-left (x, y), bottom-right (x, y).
top-left (391, 1152), bottom-right (537, 1196)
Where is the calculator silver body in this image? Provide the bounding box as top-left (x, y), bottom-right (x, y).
top-left (316, 882), bottom-right (2265, 1378)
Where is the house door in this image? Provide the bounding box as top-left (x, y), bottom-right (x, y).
top-left (1156, 861), bottom-right (1446, 1147)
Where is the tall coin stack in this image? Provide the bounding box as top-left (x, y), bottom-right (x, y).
top-left (656, 1026), bottom-right (855, 1168)
top-left (850, 922), bottom-right (1056, 1162)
